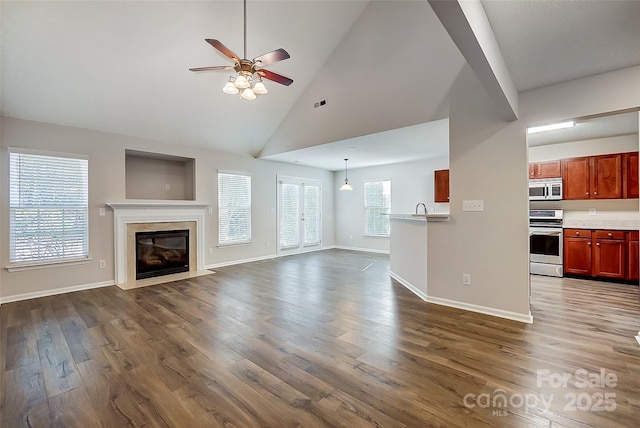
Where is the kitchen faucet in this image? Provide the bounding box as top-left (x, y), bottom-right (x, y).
top-left (415, 202), bottom-right (427, 215)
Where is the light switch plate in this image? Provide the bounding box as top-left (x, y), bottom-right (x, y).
top-left (462, 200), bottom-right (484, 212)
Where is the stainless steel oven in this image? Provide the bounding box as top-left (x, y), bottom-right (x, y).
top-left (529, 209), bottom-right (563, 277)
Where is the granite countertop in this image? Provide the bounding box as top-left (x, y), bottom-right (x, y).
top-left (563, 211), bottom-right (640, 230)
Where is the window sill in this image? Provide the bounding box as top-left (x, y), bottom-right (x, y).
top-left (6, 257), bottom-right (92, 272)
top-left (364, 234), bottom-right (390, 239)
top-left (217, 241), bottom-right (253, 248)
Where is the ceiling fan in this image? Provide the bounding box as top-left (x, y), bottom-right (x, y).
top-left (189, 0), bottom-right (293, 100)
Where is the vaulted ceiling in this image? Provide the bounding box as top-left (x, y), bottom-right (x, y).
top-left (2, 1), bottom-right (639, 171)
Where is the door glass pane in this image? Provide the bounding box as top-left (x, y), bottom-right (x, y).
top-left (303, 185), bottom-right (320, 246)
top-left (280, 183), bottom-right (300, 248)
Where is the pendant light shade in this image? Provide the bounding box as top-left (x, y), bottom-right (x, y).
top-left (339, 158), bottom-right (353, 191)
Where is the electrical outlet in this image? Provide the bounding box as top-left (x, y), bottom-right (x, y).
top-left (165, 183), bottom-right (171, 191)
top-left (208, 247), bottom-right (213, 255)
top-left (99, 207), bottom-right (106, 216)
top-left (208, 207), bottom-right (213, 215)
top-left (589, 208), bottom-right (597, 216)
top-left (265, 241), bottom-right (270, 247)
top-left (462, 200), bottom-right (484, 212)
top-left (462, 273), bottom-right (471, 285)
top-left (99, 260), bottom-right (106, 269)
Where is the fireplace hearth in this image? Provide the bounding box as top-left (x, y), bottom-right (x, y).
top-left (136, 229), bottom-right (189, 280)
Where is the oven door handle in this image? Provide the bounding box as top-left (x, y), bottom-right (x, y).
top-left (531, 231), bottom-right (562, 236)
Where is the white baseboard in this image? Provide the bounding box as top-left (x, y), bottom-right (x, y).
top-left (206, 245), bottom-right (330, 269)
top-left (389, 271), bottom-right (428, 300)
top-left (206, 253), bottom-right (279, 269)
top-left (389, 272), bottom-right (533, 324)
top-left (0, 280), bottom-right (115, 305)
top-left (333, 245), bottom-right (390, 255)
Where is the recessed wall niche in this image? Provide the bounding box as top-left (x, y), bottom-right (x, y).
top-left (125, 150), bottom-right (195, 200)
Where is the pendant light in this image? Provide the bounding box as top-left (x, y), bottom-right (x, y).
top-left (339, 158), bottom-right (353, 191)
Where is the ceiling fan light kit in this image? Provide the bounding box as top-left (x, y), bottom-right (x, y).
top-left (189, 0), bottom-right (293, 101)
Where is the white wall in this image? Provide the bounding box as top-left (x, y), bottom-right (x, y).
top-left (529, 134), bottom-right (638, 162)
top-left (0, 117), bottom-right (335, 300)
top-left (334, 156), bottom-right (449, 252)
top-left (427, 65), bottom-right (640, 322)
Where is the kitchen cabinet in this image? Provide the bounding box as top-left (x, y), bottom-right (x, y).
top-left (564, 228), bottom-right (638, 281)
top-left (593, 230), bottom-right (625, 279)
top-left (562, 154), bottom-right (623, 200)
top-left (627, 231), bottom-right (639, 282)
top-left (529, 160), bottom-right (561, 179)
top-left (623, 151), bottom-right (639, 199)
top-left (434, 169), bottom-right (449, 203)
top-left (562, 157), bottom-right (591, 200)
top-left (564, 229), bottom-right (592, 276)
top-left (591, 154), bottom-right (623, 199)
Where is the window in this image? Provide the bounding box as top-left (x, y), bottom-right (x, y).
top-left (303, 183), bottom-right (321, 246)
top-left (218, 172), bottom-right (252, 245)
top-left (364, 180), bottom-right (391, 236)
top-left (9, 149), bottom-right (89, 264)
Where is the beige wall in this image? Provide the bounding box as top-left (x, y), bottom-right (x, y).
top-left (0, 117), bottom-right (335, 300)
top-left (334, 156), bottom-right (449, 252)
top-left (529, 134), bottom-right (638, 162)
top-left (427, 65), bottom-right (640, 321)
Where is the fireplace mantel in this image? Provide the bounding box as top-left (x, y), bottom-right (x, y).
top-left (107, 202), bottom-right (209, 285)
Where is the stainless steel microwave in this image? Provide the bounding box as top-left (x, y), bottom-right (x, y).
top-left (529, 179), bottom-right (562, 200)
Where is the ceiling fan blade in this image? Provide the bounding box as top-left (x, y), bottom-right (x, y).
top-left (205, 39), bottom-right (240, 62)
top-left (253, 48), bottom-right (290, 67)
top-left (189, 65), bottom-right (235, 72)
top-left (258, 69), bottom-right (293, 86)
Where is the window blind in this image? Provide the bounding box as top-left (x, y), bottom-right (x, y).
top-left (303, 184), bottom-right (321, 246)
top-left (364, 180), bottom-right (391, 236)
top-left (218, 172), bottom-right (252, 245)
top-left (9, 150), bottom-right (89, 263)
top-left (280, 183), bottom-right (300, 248)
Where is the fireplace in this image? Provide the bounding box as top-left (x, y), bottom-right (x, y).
top-left (136, 229), bottom-right (189, 280)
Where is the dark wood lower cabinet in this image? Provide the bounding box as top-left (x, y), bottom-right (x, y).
top-left (627, 231), bottom-right (639, 281)
top-left (593, 236), bottom-right (625, 279)
top-left (564, 229), bottom-right (592, 276)
top-left (564, 229), bottom-right (637, 282)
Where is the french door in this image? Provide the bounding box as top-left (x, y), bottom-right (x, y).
top-left (277, 176), bottom-right (322, 254)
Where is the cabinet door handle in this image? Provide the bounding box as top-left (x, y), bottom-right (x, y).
top-left (607, 233), bottom-right (612, 237)
top-left (587, 242), bottom-right (591, 245)
top-left (586, 192), bottom-right (590, 195)
top-left (596, 242), bottom-right (600, 246)
top-left (575, 231), bottom-right (580, 235)
top-left (594, 191), bottom-right (598, 195)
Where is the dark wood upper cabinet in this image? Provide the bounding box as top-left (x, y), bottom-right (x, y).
top-left (434, 169), bottom-right (449, 203)
top-left (623, 151), bottom-right (639, 199)
top-left (562, 157), bottom-right (591, 200)
top-left (529, 160), bottom-right (561, 179)
top-left (591, 154), bottom-right (622, 199)
top-left (561, 153), bottom-right (627, 200)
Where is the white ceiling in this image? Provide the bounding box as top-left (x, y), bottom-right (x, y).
top-left (2, 1), bottom-right (640, 171)
top-left (262, 119), bottom-right (449, 171)
top-left (528, 111), bottom-right (639, 148)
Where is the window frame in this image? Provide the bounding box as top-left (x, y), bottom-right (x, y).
top-left (217, 170), bottom-right (252, 247)
top-left (363, 179), bottom-right (391, 238)
top-left (7, 147), bottom-right (90, 270)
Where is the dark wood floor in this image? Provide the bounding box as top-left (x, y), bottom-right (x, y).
top-left (1, 249), bottom-right (639, 427)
